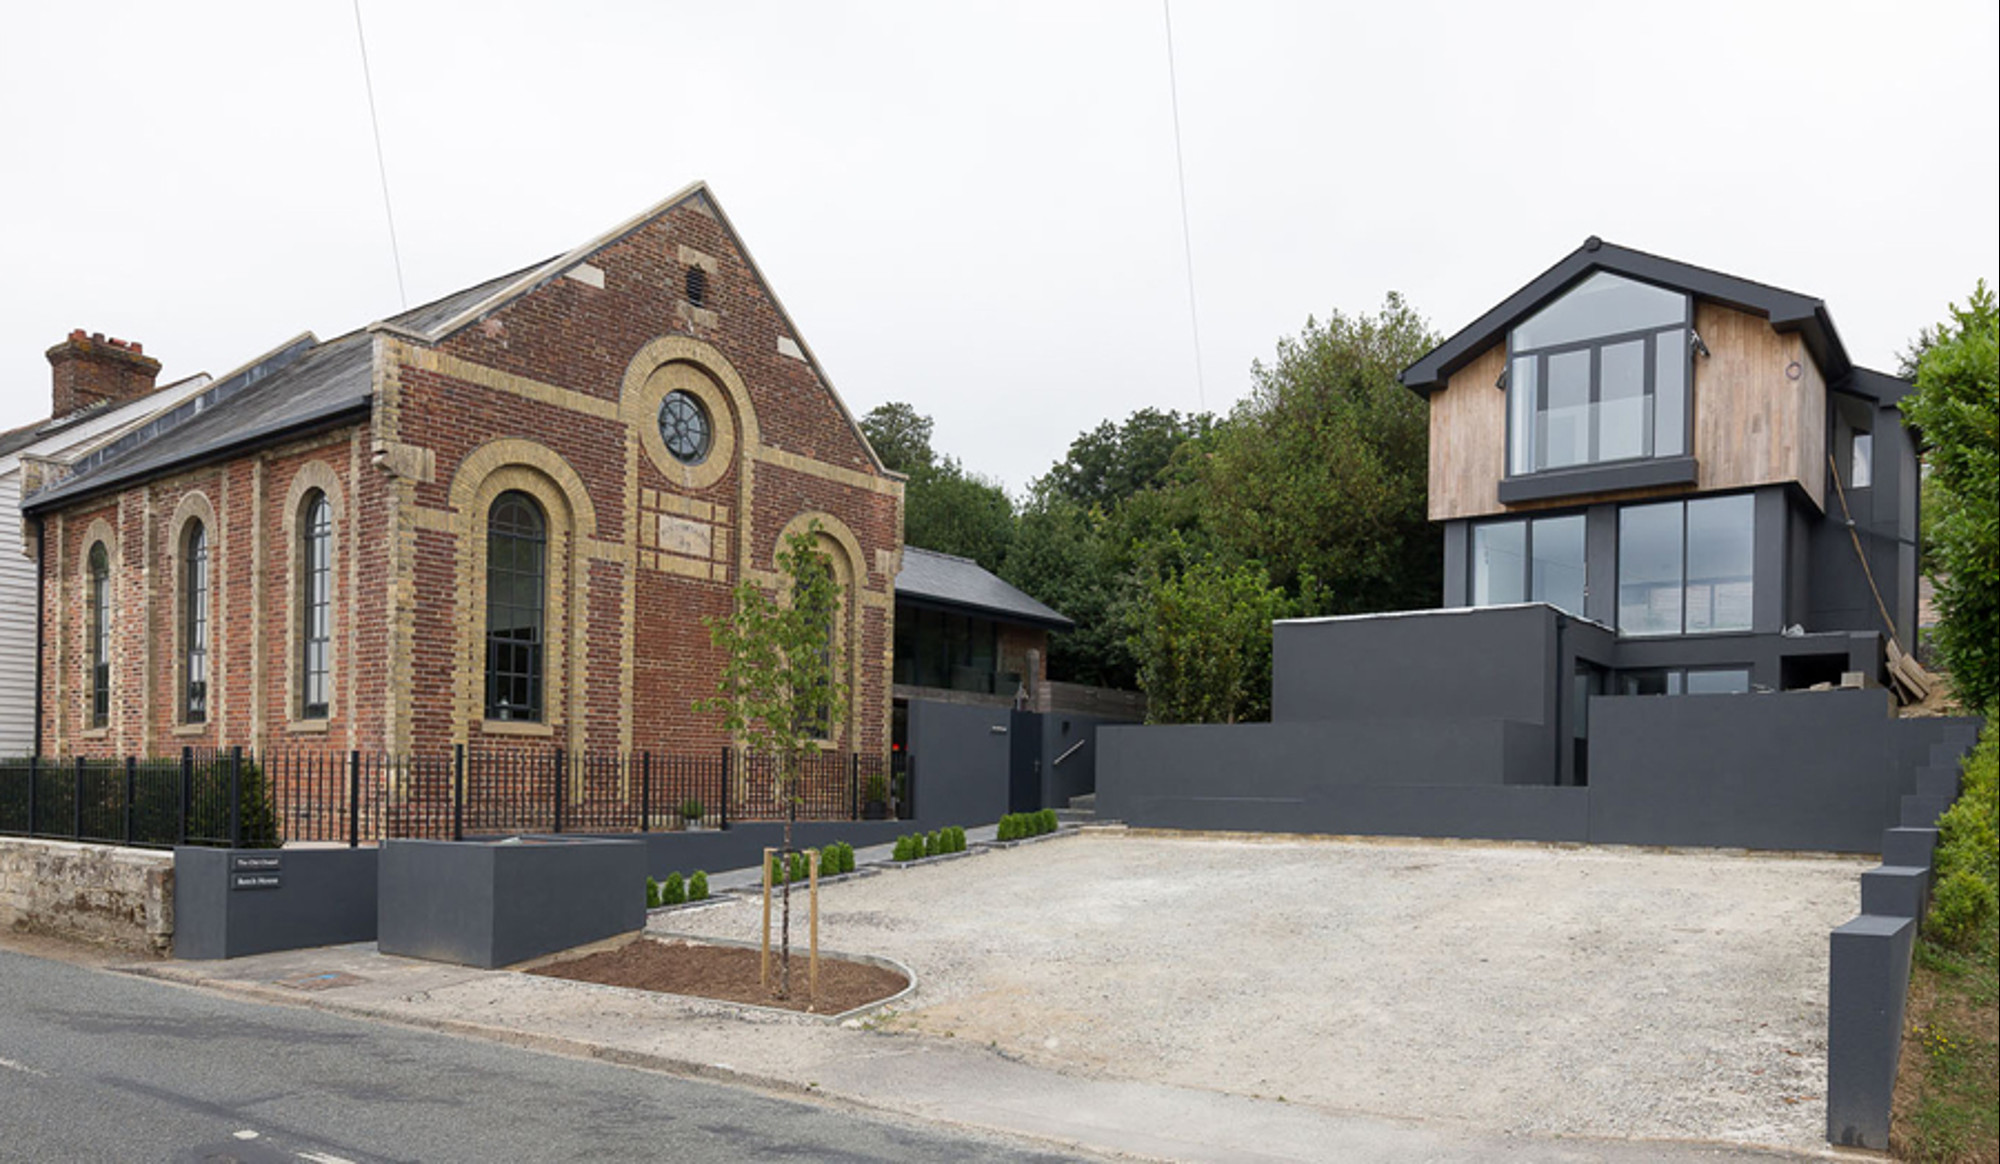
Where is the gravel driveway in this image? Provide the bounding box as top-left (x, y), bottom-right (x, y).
top-left (655, 829), bottom-right (1867, 1152)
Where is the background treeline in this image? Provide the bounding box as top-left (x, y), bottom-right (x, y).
top-left (863, 295), bottom-right (1442, 724)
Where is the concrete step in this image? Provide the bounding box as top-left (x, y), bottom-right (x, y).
top-left (1901, 792), bottom-right (1954, 828)
top-left (1916, 766), bottom-right (1962, 800)
top-left (1881, 826), bottom-right (1939, 869)
top-left (1860, 865), bottom-right (1932, 919)
top-left (1068, 793), bottom-right (1096, 812)
top-left (1054, 808), bottom-right (1096, 824)
top-left (1930, 739), bottom-right (1976, 768)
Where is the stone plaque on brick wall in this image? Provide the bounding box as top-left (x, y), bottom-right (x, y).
top-left (657, 515), bottom-right (712, 559)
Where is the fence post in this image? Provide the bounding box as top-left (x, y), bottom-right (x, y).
top-left (124, 756), bottom-right (136, 845)
top-left (229, 746), bottom-right (243, 848)
top-left (26, 755), bottom-right (37, 838)
top-left (348, 751), bottom-right (362, 848)
top-left (719, 746), bottom-right (730, 831)
top-left (72, 756), bottom-right (84, 841)
top-left (179, 747), bottom-right (191, 846)
top-left (640, 751), bottom-right (651, 834)
top-left (850, 753), bottom-right (859, 821)
top-left (452, 744), bottom-right (465, 842)
top-left (552, 748), bottom-right (565, 834)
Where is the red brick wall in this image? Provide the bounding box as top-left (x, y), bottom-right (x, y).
top-left (38, 188), bottom-right (899, 764)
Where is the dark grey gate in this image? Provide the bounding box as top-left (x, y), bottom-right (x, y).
top-left (1007, 710), bottom-right (1043, 813)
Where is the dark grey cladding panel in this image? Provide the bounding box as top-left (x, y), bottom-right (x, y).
top-left (1495, 456), bottom-right (1697, 505)
top-left (905, 698), bottom-right (1013, 825)
top-left (1827, 913), bottom-right (1915, 1149)
top-left (1273, 604), bottom-right (1564, 727)
top-left (1587, 689), bottom-right (1905, 852)
top-left (378, 838), bottom-right (645, 969)
top-left (173, 847), bottom-right (378, 960)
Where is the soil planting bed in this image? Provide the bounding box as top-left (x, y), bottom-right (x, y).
top-left (527, 938), bottom-right (907, 1015)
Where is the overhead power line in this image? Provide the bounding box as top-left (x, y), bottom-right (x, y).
top-left (1162, 0), bottom-right (1206, 412)
top-left (351, 0), bottom-right (408, 310)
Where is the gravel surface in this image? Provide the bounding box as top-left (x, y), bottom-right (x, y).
top-left (656, 829), bottom-right (1869, 1152)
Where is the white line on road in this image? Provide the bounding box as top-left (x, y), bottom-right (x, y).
top-left (234, 1129), bottom-right (260, 1140)
top-left (0, 1055), bottom-right (47, 1077)
top-left (297, 1152), bottom-right (358, 1164)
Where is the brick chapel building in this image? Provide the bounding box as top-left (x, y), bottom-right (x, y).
top-left (23, 184), bottom-right (903, 763)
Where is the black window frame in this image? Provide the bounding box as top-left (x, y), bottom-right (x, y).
top-left (299, 490), bottom-right (333, 720)
top-left (1614, 494), bottom-right (1756, 638)
top-left (183, 520), bottom-right (209, 724)
top-left (657, 390), bottom-right (713, 466)
top-left (88, 542), bottom-right (111, 729)
top-left (1506, 275), bottom-right (1694, 479)
top-left (484, 491), bottom-right (547, 723)
top-left (1469, 512), bottom-right (1588, 616)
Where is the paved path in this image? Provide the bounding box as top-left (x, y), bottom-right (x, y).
top-left (111, 935), bottom-right (1825, 1163)
top-left (0, 944), bottom-right (1079, 1164)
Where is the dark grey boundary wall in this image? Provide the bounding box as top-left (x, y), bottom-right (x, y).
top-left (1099, 690), bottom-right (1979, 854)
top-left (174, 847), bottom-right (378, 960)
top-left (376, 838), bottom-right (645, 969)
top-left (905, 698), bottom-right (1012, 824)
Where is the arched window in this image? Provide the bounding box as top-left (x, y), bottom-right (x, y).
top-left (299, 491), bottom-right (332, 718)
top-left (485, 491), bottom-right (546, 722)
top-left (790, 547), bottom-right (842, 741)
top-left (88, 543), bottom-right (110, 729)
top-left (183, 520), bottom-right (209, 724)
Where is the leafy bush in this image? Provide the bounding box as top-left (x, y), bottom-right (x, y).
top-left (1038, 808), bottom-right (1058, 834)
top-left (646, 876), bottom-right (661, 909)
top-left (1926, 714), bottom-right (1998, 948)
top-left (662, 872), bottom-right (686, 906)
top-left (893, 835), bottom-right (915, 861)
top-left (948, 826), bottom-right (965, 853)
top-left (922, 831), bottom-right (938, 857)
top-left (689, 871), bottom-right (709, 901)
top-left (865, 772), bottom-right (889, 802)
top-left (997, 814), bottom-right (1017, 841)
top-left (835, 841), bottom-right (855, 872)
top-left (679, 797), bottom-right (704, 821)
top-left (789, 851), bottom-right (808, 884)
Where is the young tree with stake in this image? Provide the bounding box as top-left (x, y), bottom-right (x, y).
top-left (700, 523), bottom-right (847, 998)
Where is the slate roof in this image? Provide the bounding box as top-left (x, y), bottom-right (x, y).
top-left (24, 265), bottom-right (541, 512)
top-left (1399, 237), bottom-right (1864, 398)
top-left (895, 546), bottom-right (1073, 630)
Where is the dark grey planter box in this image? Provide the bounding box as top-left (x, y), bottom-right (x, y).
top-left (174, 847), bottom-right (378, 960)
top-left (377, 837), bottom-right (645, 969)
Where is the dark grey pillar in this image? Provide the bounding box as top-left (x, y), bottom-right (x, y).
top-left (1826, 913), bottom-right (1915, 1149)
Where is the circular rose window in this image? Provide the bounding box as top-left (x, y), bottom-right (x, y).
top-left (657, 390), bottom-right (712, 464)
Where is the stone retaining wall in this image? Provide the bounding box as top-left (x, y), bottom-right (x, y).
top-left (0, 837), bottom-right (173, 954)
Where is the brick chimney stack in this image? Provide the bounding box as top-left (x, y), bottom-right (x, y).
top-left (47, 329), bottom-right (162, 418)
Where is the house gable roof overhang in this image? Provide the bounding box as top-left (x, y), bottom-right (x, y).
top-left (1398, 237), bottom-right (1854, 398)
top-left (894, 546), bottom-right (1075, 632)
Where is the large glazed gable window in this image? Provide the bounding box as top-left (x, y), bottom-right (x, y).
top-left (299, 491), bottom-right (333, 719)
top-left (1508, 272), bottom-right (1692, 475)
top-left (88, 543), bottom-right (110, 729)
top-left (1616, 495), bottom-right (1754, 636)
top-left (183, 521), bottom-right (210, 723)
top-left (485, 490), bottom-right (547, 722)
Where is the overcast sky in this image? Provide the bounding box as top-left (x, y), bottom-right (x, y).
top-left (2, 1), bottom-right (1994, 493)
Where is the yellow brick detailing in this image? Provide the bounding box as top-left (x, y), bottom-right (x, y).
top-left (754, 445), bottom-right (901, 497)
top-left (404, 346), bottom-right (619, 421)
top-left (442, 440), bottom-right (599, 757)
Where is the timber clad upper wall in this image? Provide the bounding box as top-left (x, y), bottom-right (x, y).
top-left (1428, 302), bottom-right (1829, 521)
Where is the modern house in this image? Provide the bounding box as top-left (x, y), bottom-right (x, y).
top-left (1, 335), bottom-right (211, 755)
top-left (1101, 239), bottom-right (1977, 853)
top-left (891, 545), bottom-right (1139, 817)
top-left (21, 183), bottom-right (903, 769)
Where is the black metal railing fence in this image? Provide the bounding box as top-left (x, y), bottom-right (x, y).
top-left (1, 744), bottom-right (899, 849)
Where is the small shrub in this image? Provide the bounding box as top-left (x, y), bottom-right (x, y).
top-left (891, 836), bottom-right (909, 861)
top-left (646, 876), bottom-right (661, 909)
top-left (997, 814), bottom-right (1016, 842)
top-left (1040, 808), bottom-right (1058, 834)
top-left (689, 871), bottom-right (709, 901)
top-left (662, 872), bottom-right (686, 906)
top-left (865, 772), bottom-right (889, 802)
top-left (837, 841), bottom-right (855, 872)
top-left (679, 797), bottom-right (705, 821)
top-left (1927, 870), bottom-right (1995, 948)
top-left (920, 831), bottom-right (936, 857)
top-left (789, 851), bottom-right (807, 883)
top-left (947, 826), bottom-right (963, 853)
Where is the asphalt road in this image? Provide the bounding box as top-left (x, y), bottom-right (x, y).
top-left (0, 946), bottom-right (1080, 1164)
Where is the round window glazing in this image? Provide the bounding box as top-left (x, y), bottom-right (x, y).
top-left (657, 390), bottom-right (712, 465)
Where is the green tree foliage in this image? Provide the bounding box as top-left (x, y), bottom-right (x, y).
top-left (858, 401), bottom-right (936, 475)
top-left (699, 523), bottom-right (848, 998)
top-left (1128, 547), bottom-right (1294, 724)
top-left (1003, 495), bottom-right (1132, 688)
top-left (860, 401), bottom-right (1015, 570)
top-left (1902, 282), bottom-right (1999, 710)
top-left (1039, 408), bottom-right (1212, 510)
top-left (1193, 294), bottom-right (1440, 613)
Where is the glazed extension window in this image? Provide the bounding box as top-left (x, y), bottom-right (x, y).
top-left (1508, 272), bottom-right (1692, 475)
top-left (1471, 513), bottom-right (1586, 616)
top-left (1617, 495), bottom-right (1754, 636)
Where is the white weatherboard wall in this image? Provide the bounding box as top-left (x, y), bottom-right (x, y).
top-left (0, 472), bottom-right (34, 755)
top-left (0, 374), bottom-right (211, 756)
